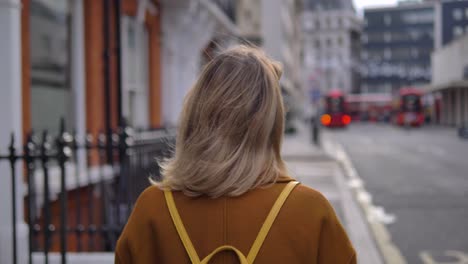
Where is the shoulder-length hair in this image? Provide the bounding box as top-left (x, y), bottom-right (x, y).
top-left (154, 45), bottom-right (287, 198)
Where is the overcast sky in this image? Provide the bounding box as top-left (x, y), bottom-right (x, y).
top-left (354, 0), bottom-right (399, 11)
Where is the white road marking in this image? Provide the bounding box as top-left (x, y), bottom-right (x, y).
top-left (420, 250), bottom-right (468, 264)
top-left (368, 206), bottom-right (396, 225)
top-left (348, 178), bottom-right (363, 188)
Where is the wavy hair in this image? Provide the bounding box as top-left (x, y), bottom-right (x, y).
top-left (154, 46), bottom-right (287, 198)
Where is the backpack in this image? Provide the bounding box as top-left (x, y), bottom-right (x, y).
top-left (164, 181), bottom-right (299, 264)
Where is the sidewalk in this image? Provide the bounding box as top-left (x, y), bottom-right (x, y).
top-left (281, 123), bottom-right (383, 264)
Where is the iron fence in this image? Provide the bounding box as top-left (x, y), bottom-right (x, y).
top-left (0, 120), bottom-right (175, 264)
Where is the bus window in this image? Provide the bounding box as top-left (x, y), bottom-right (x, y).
top-left (327, 97), bottom-right (344, 113)
top-left (402, 95), bottom-right (421, 112)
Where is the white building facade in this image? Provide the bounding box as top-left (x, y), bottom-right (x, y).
top-left (302, 4), bottom-right (362, 96)
top-left (430, 34), bottom-right (468, 127)
top-left (260, 0), bottom-right (304, 115)
top-left (161, 0), bottom-right (240, 126)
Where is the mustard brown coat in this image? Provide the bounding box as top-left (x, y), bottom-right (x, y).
top-left (115, 176), bottom-right (357, 263)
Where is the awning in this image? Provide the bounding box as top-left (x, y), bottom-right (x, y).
top-left (426, 80), bottom-right (468, 92)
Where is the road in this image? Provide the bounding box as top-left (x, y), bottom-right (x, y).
top-left (326, 124), bottom-right (468, 264)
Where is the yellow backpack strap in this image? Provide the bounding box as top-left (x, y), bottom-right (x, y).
top-left (201, 245), bottom-right (248, 264)
top-left (165, 181), bottom-right (299, 264)
top-left (246, 181), bottom-right (299, 263)
top-left (164, 190), bottom-right (201, 264)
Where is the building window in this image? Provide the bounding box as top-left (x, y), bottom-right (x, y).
top-left (465, 8), bottom-right (468, 19)
top-left (384, 48), bottom-right (392, 59)
top-left (453, 8), bottom-right (463, 21)
top-left (338, 79), bottom-right (344, 89)
top-left (338, 18), bottom-right (343, 27)
top-left (369, 51), bottom-right (381, 60)
top-left (361, 84), bottom-right (369, 93)
top-left (337, 36), bottom-right (343, 46)
top-left (384, 32), bottom-right (391, 42)
top-left (326, 38), bottom-right (332, 47)
top-left (427, 30), bottom-right (434, 40)
top-left (384, 15), bottom-right (392, 26)
top-left (316, 19), bottom-right (320, 29)
top-left (362, 34), bottom-right (368, 43)
top-left (361, 51), bottom-right (368, 60)
top-left (402, 9), bottom-right (433, 24)
top-left (409, 30), bottom-right (421, 40)
top-left (122, 16), bottom-right (150, 130)
top-left (453, 26), bottom-right (463, 37)
top-left (30, 0), bottom-right (73, 134)
top-left (316, 54), bottom-right (321, 63)
top-left (315, 39), bottom-right (321, 49)
top-left (41, 35), bottom-right (52, 55)
top-left (304, 18), bottom-right (313, 30)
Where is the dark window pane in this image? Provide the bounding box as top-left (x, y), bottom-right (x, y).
top-left (30, 0), bottom-right (72, 134)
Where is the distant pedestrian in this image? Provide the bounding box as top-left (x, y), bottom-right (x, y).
top-left (115, 46), bottom-right (356, 264)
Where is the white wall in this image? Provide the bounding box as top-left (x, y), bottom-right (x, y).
top-left (432, 34), bottom-right (468, 87)
top-left (161, 0), bottom-right (240, 126)
top-left (261, 0), bottom-right (282, 63)
top-left (0, 1), bottom-right (27, 263)
top-left (301, 10), bottom-right (361, 94)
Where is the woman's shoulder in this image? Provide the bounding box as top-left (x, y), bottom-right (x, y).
top-left (139, 184), bottom-right (165, 198)
top-left (132, 182), bottom-right (335, 217)
top-left (130, 185), bottom-right (167, 215)
top-left (287, 182), bottom-right (337, 217)
top-left (138, 184), bottom-right (166, 202)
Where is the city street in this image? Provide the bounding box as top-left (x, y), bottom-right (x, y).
top-left (326, 124), bottom-right (468, 264)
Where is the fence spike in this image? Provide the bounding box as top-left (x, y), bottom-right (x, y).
top-left (98, 132), bottom-right (106, 148)
top-left (41, 130), bottom-right (52, 161)
top-left (86, 132), bottom-right (94, 149)
top-left (9, 132), bottom-right (15, 153)
top-left (24, 133), bottom-right (35, 163)
top-left (60, 117), bottom-right (66, 134)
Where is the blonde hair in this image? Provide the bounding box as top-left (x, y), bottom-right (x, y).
top-left (154, 46), bottom-right (287, 198)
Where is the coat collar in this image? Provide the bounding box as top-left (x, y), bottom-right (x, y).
top-left (275, 175), bottom-right (296, 183)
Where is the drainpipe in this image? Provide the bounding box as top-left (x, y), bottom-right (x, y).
top-left (103, 0), bottom-right (113, 163)
top-left (115, 0), bottom-right (123, 127)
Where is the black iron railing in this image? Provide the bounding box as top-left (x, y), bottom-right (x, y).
top-left (0, 120), bottom-right (175, 264)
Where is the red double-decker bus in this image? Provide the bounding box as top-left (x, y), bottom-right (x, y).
top-left (347, 93), bottom-right (393, 122)
top-left (394, 87), bottom-right (425, 127)
top-left (321, 90), bottom-right (351, 127)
